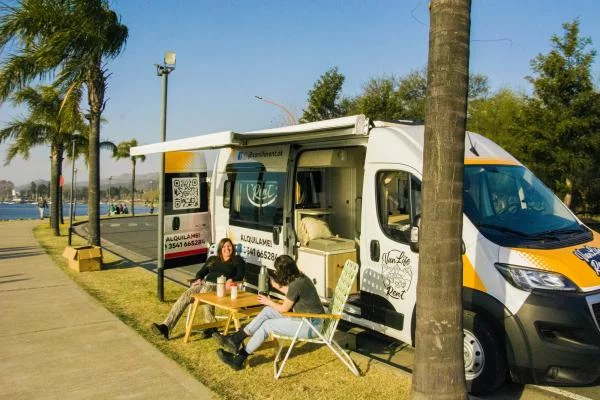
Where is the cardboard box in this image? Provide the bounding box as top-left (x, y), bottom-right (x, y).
top-left (62, 245), bottom-right (102, 272)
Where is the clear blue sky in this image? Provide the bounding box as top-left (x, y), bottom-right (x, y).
top-left (1, 0), bottom-right (599, 186)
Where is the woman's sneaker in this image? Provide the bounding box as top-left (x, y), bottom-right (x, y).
top-left (200, 327), bottom-right (218, 339)
top-left (217, 348), bottom-right (248, 371)
top-left (151, 323), bottom-right (169, 339)
top-left (213, 332), bottom-right (243, 353)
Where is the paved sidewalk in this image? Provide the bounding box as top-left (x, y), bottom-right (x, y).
top-left (0, 220), bottom-right (215, 400)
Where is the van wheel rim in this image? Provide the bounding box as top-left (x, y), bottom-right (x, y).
top-left (464, 329), bottom-right (485, 380)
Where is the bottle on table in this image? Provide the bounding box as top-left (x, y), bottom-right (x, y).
top-left (230, 283), bottom-right (238, 300)
top-left (216, 275), bottom-right (226, 297)
top-left (258, 265), bottom-right (269, 295)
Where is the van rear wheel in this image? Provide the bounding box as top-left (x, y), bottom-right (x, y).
top-left (463, 311), bottom-right (507, 394)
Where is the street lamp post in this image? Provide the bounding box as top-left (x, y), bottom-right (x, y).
top-left (149, 180), bottom-right (154, 213)
top-left (254, 95), bottom-right (297, 125)
top-left (68, 137), bottom-right (77, 246)
top-left (108, 176), bottom-right (112, 215)
top-left (73, 169), bottom-right (77, 215)
top-left (155, 51), bottom-right (176, 301)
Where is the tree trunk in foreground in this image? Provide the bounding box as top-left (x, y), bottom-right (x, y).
top-left (87, 64), bottom-right (105, 247)
top-left (411, 1), bottom-right (471, 399)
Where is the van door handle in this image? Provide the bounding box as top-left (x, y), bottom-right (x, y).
top-left (273, 226), bottom-right (281, 245)
top-left (370, 240), bottom-right (380, 262)
top-left (172, 216), bottom-right (180, 231)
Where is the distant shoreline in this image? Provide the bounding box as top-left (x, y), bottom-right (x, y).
top-left (0, 202), bottom-right (153, 221)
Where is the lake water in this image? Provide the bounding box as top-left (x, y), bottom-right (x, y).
top-left (0, 202), bottom-right (152, 220)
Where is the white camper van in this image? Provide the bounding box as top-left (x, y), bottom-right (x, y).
top-left (132, 115), bottom-right (600, 393)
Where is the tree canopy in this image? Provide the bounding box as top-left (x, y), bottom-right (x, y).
top-left (302, 66), bottom-right (490, 123)
top-left (300, 66), bottom-right (347, 123)
top-left (0, 85), bottom-right (84, 234)
top-left (113, 139), bottom-right (145, 216)
top-left (0, 0), bottom-right (128, 245)
top-left (523, 19), bottom-right (600, 209)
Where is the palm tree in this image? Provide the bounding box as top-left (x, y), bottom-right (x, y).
top-left (112, 139), bottom-right (145, 216)
top-left (0, 0), bottom-right (128, 246)
top-left (411, 0), bottom-right (471, 399)
top-left (0, 85), bottom-right (84, 236)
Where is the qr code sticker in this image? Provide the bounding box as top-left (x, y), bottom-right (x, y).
top-left (172, 177), bottom-right (200, 210)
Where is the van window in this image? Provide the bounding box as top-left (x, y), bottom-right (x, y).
top-left (296, 170), bottom-right (321, 209)
top-left (464, 165), bottom-right (590, 248)
top-left (228, 171), bottom-right (285, 231)
top-left (376, 171), bottom-right (422, 243)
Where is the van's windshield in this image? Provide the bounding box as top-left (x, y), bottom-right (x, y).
top-left (463, 165), bottom-right (591, 248)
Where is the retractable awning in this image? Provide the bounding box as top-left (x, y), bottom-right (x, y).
top-left (130, 115), bottom-right (371, 156)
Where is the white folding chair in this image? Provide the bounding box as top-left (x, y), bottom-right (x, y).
top-left (272, 259), bottom-right (360, 379)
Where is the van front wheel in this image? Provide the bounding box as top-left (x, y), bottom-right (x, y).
top-left (463, 311), bottom-right (507, 394)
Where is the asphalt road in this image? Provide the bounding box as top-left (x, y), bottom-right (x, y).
top-left (84, 215), bottom-right (598, 400)
top-left (75, 215), bottom-right (200, 284)
top-left (100, 215), bottom-right (158, 260)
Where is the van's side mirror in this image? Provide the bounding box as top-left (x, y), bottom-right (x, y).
top-left (410, 227), bottom-right (419, 252)
top-left (273, 226), bottom-right (281, 245)
top-left (223, 180), bottom-right (231, 208)
top-left (410, 215), bottom-right (421, 253)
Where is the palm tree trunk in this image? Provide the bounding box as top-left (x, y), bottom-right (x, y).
top-left (86, 64), bottom-right (105, 247)
top-left (87, 112), bottom-right (101, 246)
top-left (50, 143), bottom-right (62, 236)
top-left (411, 1), bottom-right (471, 399)
top-left (131, 159), bottom-right (136, 217)
top-left (59, 186), bottom-right (64, 224)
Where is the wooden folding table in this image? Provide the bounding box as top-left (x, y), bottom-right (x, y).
top-left (184, 291), bottom-right (263, 343)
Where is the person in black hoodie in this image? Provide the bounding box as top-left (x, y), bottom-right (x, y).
top-left (151, 238), bottom-right (245, 339)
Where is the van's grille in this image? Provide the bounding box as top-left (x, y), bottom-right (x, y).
top-left (592, 303), bottom-right (600, 331)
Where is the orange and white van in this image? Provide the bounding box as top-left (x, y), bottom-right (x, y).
top-left (132, 115), bottom-right (600, 394)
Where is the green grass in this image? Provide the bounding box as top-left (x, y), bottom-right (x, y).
top-left (34, 222), bottom-right (411, 400)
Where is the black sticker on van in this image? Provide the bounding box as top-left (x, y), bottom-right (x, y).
top-left (382, 250), bottom-right (412, 299)
top-left (573, 246), bottom-right (600, 276)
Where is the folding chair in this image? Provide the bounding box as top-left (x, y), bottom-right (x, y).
top-left (272, 259), bottom-right (360, 379)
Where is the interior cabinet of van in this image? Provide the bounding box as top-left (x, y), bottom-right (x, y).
top-left (297, 246), bottom-right (357, 297)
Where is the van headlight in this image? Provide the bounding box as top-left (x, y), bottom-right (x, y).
top-left (494, 263), bottom-right (579, 292)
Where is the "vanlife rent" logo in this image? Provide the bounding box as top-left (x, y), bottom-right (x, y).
top-left (573, 245), bottom-right (600, 276)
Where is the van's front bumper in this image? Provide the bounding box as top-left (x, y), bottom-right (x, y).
top-left (506, 290), bottom-right (600, 385)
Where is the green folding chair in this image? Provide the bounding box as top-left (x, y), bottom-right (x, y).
top-left (272, 259), bottom-right (360, 379)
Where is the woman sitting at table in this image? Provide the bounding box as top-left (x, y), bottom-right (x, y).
top-left (214, 254), bottom-right (324, 370)
top-left (152, 238), bottom-right (245, 340)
